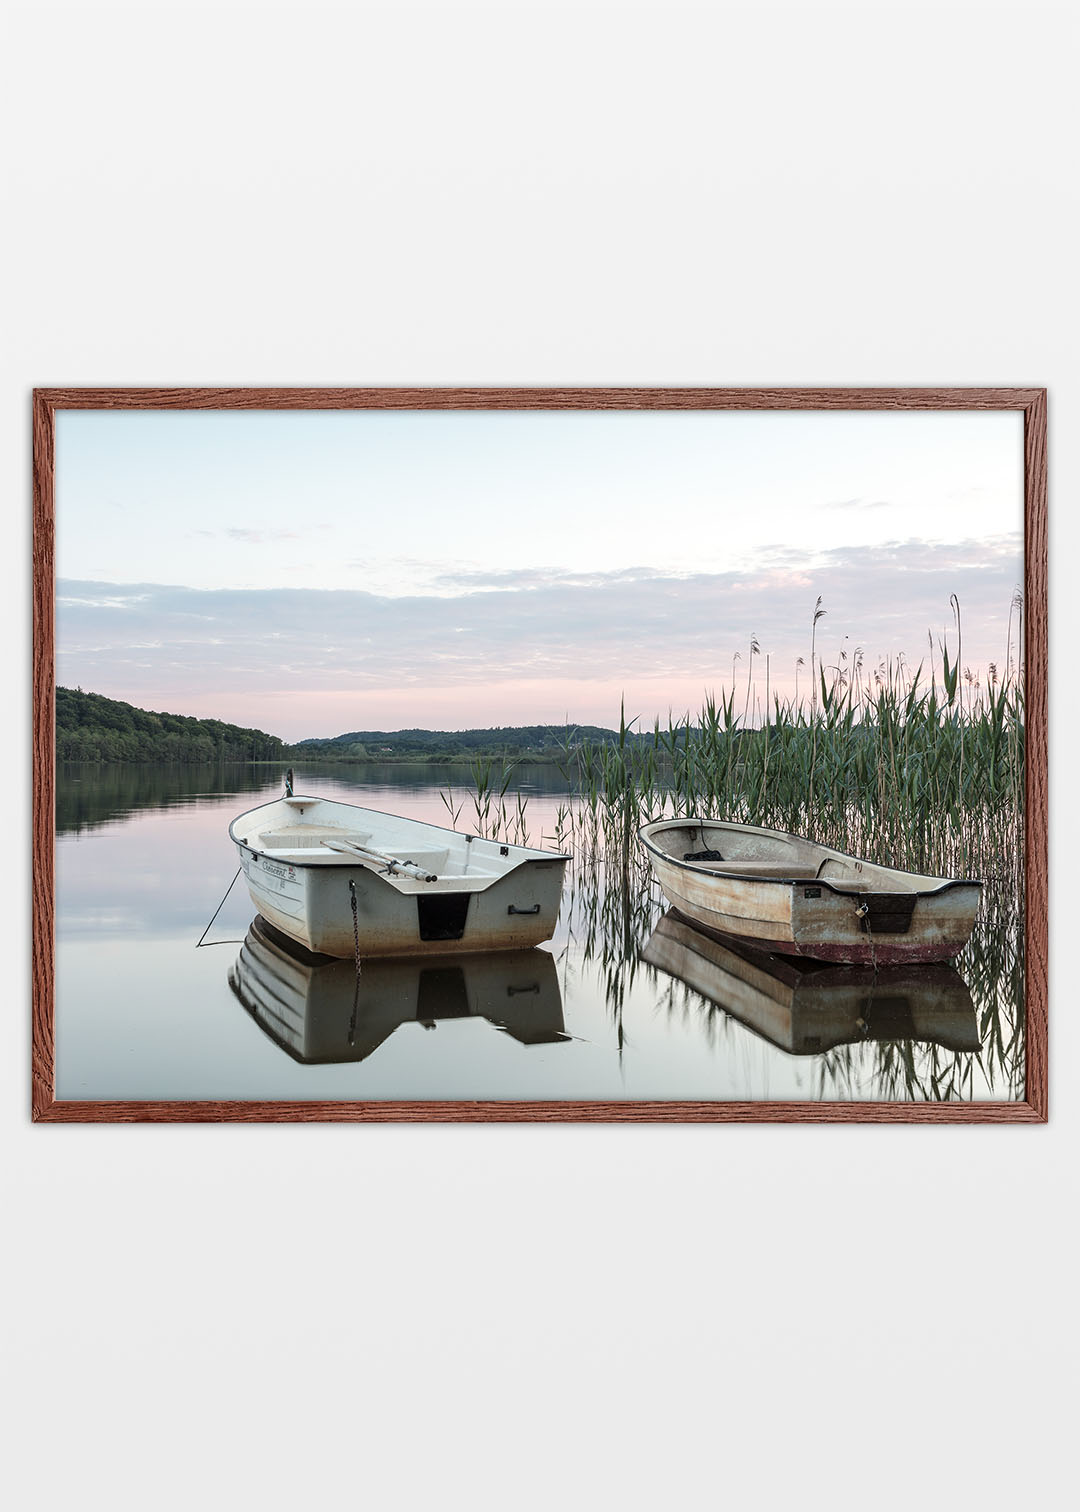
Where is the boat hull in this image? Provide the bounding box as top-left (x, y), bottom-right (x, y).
top-left (239, 846), bottom-right (568, 958)
top-left (231, 794), bottom-right (569, 959)
top-left (639, 819), bottom-right (981, 966)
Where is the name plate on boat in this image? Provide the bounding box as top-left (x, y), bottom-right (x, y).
top-left (260, 858), bottom-right (296, 881)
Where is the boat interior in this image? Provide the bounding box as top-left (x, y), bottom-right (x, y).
top-left (254, 824), bottom-right (455, 874)
top-left (233, 796), bottom-right (549, 880)
top-left (645, 821), bottom-right (922, 890)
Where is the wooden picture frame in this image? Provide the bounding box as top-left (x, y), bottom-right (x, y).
top-left (32, 387), bottom-right (1048, 1123)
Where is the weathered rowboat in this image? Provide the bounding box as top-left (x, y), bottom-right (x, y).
top-left (229, 791), bottom-right (570, 958)
top-left (638, 818), bottom-right (981, 965)
top-left (641, 909), bottom-right (980, 1055)
top-left (229, 916), bottom-right (568, 1064)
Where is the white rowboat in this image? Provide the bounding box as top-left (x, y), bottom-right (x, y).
top-left (229, 792), bottom-right (570, 959)
top-left (638, 818), bottom-right (981, 965)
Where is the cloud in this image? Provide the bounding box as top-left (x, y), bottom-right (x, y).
top-left (429, 564), bottom-right (667, 592)
top-left (56, 533), bottom-right (1023, 725)
top-left (825, 497), bottom-right (891, 511)
top-left (56, 591), bottom-right (151, 610)
top-left (191, 527), bottom-right (308, 544)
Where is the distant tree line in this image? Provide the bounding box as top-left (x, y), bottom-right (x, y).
top-left (57, 689), bottom-right (685, 767)
top-left (290, 724), bottom-right (655, 763)
top-left (56, 687), bottom-right (286, 763)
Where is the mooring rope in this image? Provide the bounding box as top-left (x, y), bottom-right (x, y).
top-left (196, 867), bottom-right (243, 947)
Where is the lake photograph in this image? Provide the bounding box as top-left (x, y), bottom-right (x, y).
top-left (49, 401), bottom-right (1027, 1109)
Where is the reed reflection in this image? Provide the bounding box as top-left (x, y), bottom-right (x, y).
top-left (564, 842), bottom-right (1022, 1099)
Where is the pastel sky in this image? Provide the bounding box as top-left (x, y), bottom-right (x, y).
top-left (55, 409), bottom-right (1024, 741)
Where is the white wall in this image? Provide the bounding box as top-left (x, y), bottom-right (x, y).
top-left (3, 3), bottom-right (1074, 1509)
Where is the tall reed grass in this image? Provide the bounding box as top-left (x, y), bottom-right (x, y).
top-left (439, 598), bottom-right (1025, 1100)
top-left (442, 598), bottom-right (1026, 1095)
top-left (553, 596), bottom-right (1025, 889)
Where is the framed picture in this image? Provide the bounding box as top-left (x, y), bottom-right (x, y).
top-left (32, 387), bottom-right (1047, 1122)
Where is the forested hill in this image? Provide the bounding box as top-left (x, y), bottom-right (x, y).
top-left (56, 688), bottom-right (286, 763)
top-left (293, 724), bottom-right (652, 761)
top-left (56, 688), bottom-right (653, 764)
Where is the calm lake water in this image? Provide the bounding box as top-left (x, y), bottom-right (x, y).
top-left (55, 763), bottom-right (1025, 1103)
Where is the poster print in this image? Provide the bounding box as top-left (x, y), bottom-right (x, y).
top-left (32, 389), bottom-right (1048, 1122)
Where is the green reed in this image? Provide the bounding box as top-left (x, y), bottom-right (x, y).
top-left (439, 597), bottom-right (1025, 1083)
top-left (436, 593), bottom-right (1026, 1102)
top-left (552, 600), bottom-right (1025, 891)
top-left (439, 598), bottom-right (1024, 889)
top-left (441, 753), bottom-right (532, 847)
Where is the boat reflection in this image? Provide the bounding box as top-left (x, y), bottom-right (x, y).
top-left (229, 915), bottom-right (569, 1064)
top-left (641, 909), bottom-right (980, 1056)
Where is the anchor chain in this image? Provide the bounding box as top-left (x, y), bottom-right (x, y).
top-left (855, 899), bottom-right (879, 976)
top-left (347, 879), bottom-right (363, 1044)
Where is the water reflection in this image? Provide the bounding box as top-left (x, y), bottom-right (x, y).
top-left (561, 840), bottom-right (1023, 1098)
top-left (641, 909), bottom-right (980, 1056)
top-left (54, 763), bottom-right (1025, 1102)
top-left (57, 761), bottom-right (274, 836)
top-left (56, 760), bottom-right (572, 837)
top-left (229, 918), bottom-right (569, 1065)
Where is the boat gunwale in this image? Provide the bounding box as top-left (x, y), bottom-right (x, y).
top-left (228, 794), bottom-right (572, 870)
top-left (637, 818), bottom-right (983, 899)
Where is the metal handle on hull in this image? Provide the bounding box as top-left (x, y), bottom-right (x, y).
top-left (507, 904), bottom-right (541, 915)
